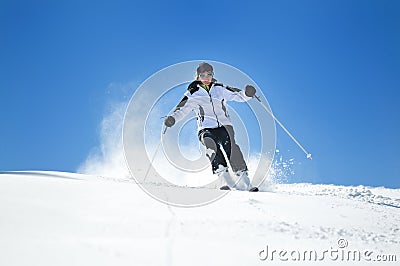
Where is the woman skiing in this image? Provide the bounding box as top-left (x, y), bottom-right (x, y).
top-left (164, 62), bottom-right (258, 192)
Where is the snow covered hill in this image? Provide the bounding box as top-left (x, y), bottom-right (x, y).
top-left (0, 171), bottom-right (399, 266)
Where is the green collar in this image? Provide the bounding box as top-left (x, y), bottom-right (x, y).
top-left (200, 83), bottom-right (211, 92)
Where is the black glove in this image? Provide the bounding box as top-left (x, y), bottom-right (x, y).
top-left (164, 116), bottom-right (175, 127)
top-left (245, 85), bottom-right (256, 97)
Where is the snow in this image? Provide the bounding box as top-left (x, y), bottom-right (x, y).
top-left (0, 171), bottom-right (399, 266)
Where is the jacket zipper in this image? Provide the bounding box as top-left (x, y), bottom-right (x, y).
top-left (208, 87), bottom-right (220, 127)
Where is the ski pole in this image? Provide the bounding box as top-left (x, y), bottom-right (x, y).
top-left (254, 95), bottom-right (312, 160)
top-left (144, 126), bottom-right (167, 182)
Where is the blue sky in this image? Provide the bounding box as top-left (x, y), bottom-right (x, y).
top-left (1, 0), bottom-right (399, 188)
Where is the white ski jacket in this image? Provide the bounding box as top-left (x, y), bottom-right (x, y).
top-left (170, 81), bottom-right (252, 132)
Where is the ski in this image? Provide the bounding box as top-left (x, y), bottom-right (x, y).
top-left (219, 186), bottom-right (259, 192)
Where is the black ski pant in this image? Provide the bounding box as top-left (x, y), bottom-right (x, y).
top-left (198, 125), bottom-right (248, 174)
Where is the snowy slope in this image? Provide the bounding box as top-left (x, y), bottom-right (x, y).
top-left (0, 171), bottom-right (399, 266)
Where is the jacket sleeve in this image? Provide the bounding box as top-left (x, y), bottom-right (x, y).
top-left (169, 93), bottom-right (195, 122)
top-left (222, 85), bottom-right (252, 102)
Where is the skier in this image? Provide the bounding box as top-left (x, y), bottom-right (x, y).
top-left (164, 62), bottom-right (258, 192)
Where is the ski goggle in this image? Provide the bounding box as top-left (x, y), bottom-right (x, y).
top-left (198, 72), bottom-right (213, 78)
